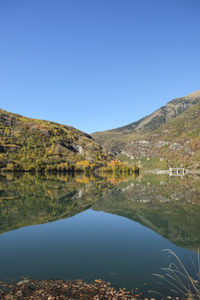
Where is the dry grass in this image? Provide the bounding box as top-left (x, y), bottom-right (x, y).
top-left (153, 249), bottom-right (200, 299)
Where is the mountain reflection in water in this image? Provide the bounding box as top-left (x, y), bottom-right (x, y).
top-left (0, 172), bottom-right (200, 297)
top-left (0, 172), bottom-right (200, 250)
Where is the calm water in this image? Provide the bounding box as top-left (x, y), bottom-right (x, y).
top-left (0, 172), bottom-right (200, 298)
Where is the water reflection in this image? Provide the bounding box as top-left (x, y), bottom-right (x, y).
top-left (0, 172), bottom-right (200, 250)
top-left (0, 172), bottom-right (200, 297)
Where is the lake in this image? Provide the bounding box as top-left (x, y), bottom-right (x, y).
top-left (0, 172), bottom-right (200, 298)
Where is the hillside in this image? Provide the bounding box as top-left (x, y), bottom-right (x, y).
top-left (0, 108), bottom-right (113, 172)
top-left (92, 91), bottom-right (200, 152)
top-left (119, 102), bottom-right (200, 169)
top-left (92, 91), bottom-right (200, 169)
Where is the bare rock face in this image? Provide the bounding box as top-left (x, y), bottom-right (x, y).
top-left (73, 144), bottom-right (84, 155)
top-left (128, 140), bottom-right (152, 158)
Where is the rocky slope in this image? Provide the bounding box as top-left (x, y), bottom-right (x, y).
top-left (92, 91), bottom-right (200, 169)
top-left (120, 102), bottom-right (200, 169)
top-left (0, 108), bottom-right (113, 172)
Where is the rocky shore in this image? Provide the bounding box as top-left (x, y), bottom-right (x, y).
top-left (0, 279), bottom-right (152, 300)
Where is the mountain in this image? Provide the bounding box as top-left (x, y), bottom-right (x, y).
top-left (92, 91), bottom-right (200, 169)
top-left (0, 108), bottom-right (113, 172)
top-left (121, 101), bottom-right (200, 169)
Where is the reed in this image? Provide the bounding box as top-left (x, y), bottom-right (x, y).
top-left (153, 249), bottom-right (200, 299)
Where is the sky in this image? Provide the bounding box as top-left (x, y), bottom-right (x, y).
top-left (0, 0), bottom-right (200, 133)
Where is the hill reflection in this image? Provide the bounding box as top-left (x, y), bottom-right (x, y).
top-left (0, 172), bottom-right (200, 250)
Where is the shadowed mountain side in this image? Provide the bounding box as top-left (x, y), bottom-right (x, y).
top-left (0, 173), bottom-right (200, 250)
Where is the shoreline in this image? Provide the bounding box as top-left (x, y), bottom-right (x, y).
top-left (143, 169), bottom-right (200, 175)
top-left (0, 278), bottom-right (149, 300)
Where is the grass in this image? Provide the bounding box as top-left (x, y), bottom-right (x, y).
top-left (153, 249), bottom-right (200, 299)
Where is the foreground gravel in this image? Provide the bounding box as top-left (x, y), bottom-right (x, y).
top-left (0, 279), bottom-right (149, 299)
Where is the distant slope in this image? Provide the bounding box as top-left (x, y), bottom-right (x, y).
top-left (122, 102), bottom-right (200, 169)
top-left (187, 90), bottom-right (200, 97)
top-left (92, 91), bottom-right (200, 154)
top-left (0, 109), bottom-right (113, 172)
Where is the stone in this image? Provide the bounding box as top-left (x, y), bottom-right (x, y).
top-left (17, 279), bottom-right (30, 286)
top-left (170, 143), bottom-right (181, 150)
top-left (155, 140), bottom-right (170, 148)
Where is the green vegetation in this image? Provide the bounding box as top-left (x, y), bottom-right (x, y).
top-left (97, 159), bottom-right (139, 174)
top-left (118, 154), bottom-right (169, 170)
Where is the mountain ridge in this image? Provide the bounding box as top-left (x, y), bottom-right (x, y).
top-left (92, 90), bottom-right (200, 137)
top-left (92, 90), bottom-right (200, 169)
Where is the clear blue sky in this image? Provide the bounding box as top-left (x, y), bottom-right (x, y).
top-left (0, 0), bottom-right (200, 133)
